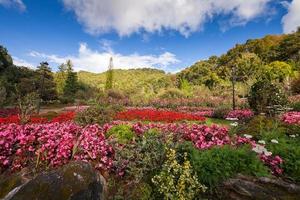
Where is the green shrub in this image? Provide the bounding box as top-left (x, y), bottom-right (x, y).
top-left (232, 115), bottom-right (285, 140)
top-left (107, 129), bottom-right (166, 199)
top-left (75, 104), bottom-right (121, 126)
top-left (248, 79), bottom-right (288, 114)
top-left (265, 137), bottom-right (300, 182)
top-left (212, 106), bottom-right (231, 119)
top-left (131, 182), bottom-right (152, 200)
top-left (106, 124), bottom-right (135, 144)
top-left (291, 74), bottom-right (300, 95)
top-left (291, 101), bottom-right (300, 111)
top-left (158, 88), bottom-right (186, 99)
top-left (152, 148), bottom-right (206, 200)
top-left (180, 143), bottom-right (269, 190)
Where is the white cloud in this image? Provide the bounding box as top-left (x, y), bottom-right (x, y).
top-left (0, 0), bottom-right (26, 11)
top-left (282, 0), bottom-right (300, 33)
top-left (12, 56), bottom-right (35, 69)
top-left (29, 43), bottom-right (180, 73)
top-left (62, 0), bottom-right (271, 37)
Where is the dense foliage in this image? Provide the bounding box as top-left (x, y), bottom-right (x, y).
top-left (248, 79), bottom-right (288, 114)
top-left (180, 143), bottom-right (269, 189)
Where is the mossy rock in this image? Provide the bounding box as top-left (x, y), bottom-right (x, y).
top-left (2, 161), bottom-right (105, 200)
top-left (0, 168), bottom-right (32, 199)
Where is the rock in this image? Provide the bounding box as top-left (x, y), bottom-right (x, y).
top-left (218, 174), bottom-right (300, 200)
top-left (0, 168), bottom-right (32, 199)
top-left (2, 161), bottom-right (105, 200)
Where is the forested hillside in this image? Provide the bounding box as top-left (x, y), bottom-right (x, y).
top-left (177, 28), bottom-right (300, 89)
top-left (77, 68), bottom-right (174, 94)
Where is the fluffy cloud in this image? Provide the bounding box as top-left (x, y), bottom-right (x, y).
top-left (12, 56), bottom-right (35, 69)
top-left (62, 0), bottom-right (271, 37)
top-left (282, 0), bottom-right (300, 33)
top-left (29, 43), bottom-right (180, 73)
top-left (0, 0), bottom-right (26, 11)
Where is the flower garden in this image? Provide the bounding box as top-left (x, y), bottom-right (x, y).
top-left (1, 104), bottom-right (300, 199)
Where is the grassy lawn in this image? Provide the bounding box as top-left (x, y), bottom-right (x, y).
top-left (205, 118), bottom-right (232, 126)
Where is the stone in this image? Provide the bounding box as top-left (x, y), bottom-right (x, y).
top-left (0, 168), bottom-right (32, 199)
top-left (2, 161), bottom-right (105, 200)
top-left (218, 174), bottom-right (300, 200)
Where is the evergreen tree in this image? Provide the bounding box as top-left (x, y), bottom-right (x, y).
top-left (36, 62), bottom-right (57, 113)
top-left (55, 63), bottom-right (67, 95)
top-left (105, 57), bottom-right (114, 90)
top-left (63, 60), bottom-right (78, 100)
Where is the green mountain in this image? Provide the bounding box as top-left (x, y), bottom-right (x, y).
top-left (77, 68), bottom-right (175, 94)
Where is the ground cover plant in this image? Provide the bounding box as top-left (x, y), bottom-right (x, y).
top-left (115, 108), bottom-right (206, 122)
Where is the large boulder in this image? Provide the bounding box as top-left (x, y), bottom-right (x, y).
top-left (0, 168), bottom-right (33, 199)
top-left (2, 161), bottom-right (105, 200)
top-left (218, 175), bottom-right (300, 200)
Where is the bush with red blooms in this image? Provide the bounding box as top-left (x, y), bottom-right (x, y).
top-left (281, 111), bottom-right (300, 125)
top-left (115, 109), bottom-right (206, 122)
top-left (225, 109), bottom-right (254, 120)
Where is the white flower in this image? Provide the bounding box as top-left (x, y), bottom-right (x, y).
top-left (230, 122), bottom-right (239, 127)
top-left (252, 144), bottom-right (272, 156)
top-left (226, 117), bottom-right (239, 121)
top-left (243, 134), bottom-right (253, 139)
top-left (271, 139), bottom-right (279, 144)
top-left (264, 150), bottom-right (272, 156)
top-left (258, 140), bottom-right (266, 145)
top-left (290, 135), bottom-right (296, 138)
top-left (252, 144), bottom-right (265, 154)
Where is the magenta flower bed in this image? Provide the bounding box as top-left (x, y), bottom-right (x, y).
top-left (0, 123), bottom-right (113, 172)
top-left (226, 109), bottom-right (254, 120)
top-left (281, 112), bottom-right (300, 125)
top-left (0, 121), bottom-right (283, 175)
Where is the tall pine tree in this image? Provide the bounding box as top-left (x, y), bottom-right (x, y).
top-left (105, 57), bottom-right (114, 90)
top-left (63, 60), bottom-right (78, 100)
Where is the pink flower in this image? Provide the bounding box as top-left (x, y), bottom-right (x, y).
top-left (225, 109), bottom-right (254, 120)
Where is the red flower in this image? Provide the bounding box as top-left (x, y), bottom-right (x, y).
top-left (115, 109), bottom-right (206, 122)
top-left (51, 112), bottom-right (75, 123)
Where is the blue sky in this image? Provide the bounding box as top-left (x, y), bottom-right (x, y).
top-left (0, 0), bottom-right (299, 73)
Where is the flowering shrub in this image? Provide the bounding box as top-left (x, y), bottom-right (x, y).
top-left (115, 109), bottom-right (206, 122)
top-left (188, 125), bottom-right (230, 149)
top-left (235, 135), bottom-right (283, 175)
top-left (260, 154), bottom-right (283, 175)
top-left (0, 123), bottom-right (113, 172)
top-left (281, 112), bottom-right (300, 125)
top-left (225, 109), bottom-right (254, 121)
